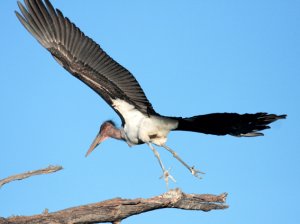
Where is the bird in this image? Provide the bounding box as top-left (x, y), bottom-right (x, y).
top-left (16, 0), bottom-right (286, 186)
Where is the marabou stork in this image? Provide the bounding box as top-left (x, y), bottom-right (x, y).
top-left (16, 0), bottom-right (286, 186)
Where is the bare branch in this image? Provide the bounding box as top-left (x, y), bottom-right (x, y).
top-left (0, 166), bottom-right (228, 223)
top-left (0, 165), bottom-right (63, 188)
top-left (0, 188), bottom-right (228, 224)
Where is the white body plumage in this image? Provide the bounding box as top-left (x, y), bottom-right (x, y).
top-left (112, 99), bottom-right (178, 146)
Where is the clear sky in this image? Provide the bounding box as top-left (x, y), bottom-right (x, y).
top-left (1, 0), bottom-right (299, 223)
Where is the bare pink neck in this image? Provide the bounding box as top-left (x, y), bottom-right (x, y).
top-left (109, 127), bottom-right (125, 141)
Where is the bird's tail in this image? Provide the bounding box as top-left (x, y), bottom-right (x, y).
top-left (174, 112), bottom-right (286, 137)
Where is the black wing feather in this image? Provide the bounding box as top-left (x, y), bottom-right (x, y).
top-left (16, 0), bottom-right (157, 124)
top-left (175, 113), bottom-right (286, 137)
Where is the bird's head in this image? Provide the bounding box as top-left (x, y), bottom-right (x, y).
top-left (85, 120), bottom-right (120, 157)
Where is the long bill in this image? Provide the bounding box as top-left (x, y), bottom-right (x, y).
top-left (85, 132), bottom-right (108, 157)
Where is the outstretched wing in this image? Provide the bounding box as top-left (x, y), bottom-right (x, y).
top-left (15, 0), bottom-right (157, 124)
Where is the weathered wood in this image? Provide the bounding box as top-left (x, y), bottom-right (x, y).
top-left (0, 166), bottom-right (228, 223)
top-left (0, 165), bottom-right (63, 188)
top-left (0, 189), bottom-right (228, 224)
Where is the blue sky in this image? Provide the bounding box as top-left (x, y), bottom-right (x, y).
top-left (1, 0), bottom-right (299, 223)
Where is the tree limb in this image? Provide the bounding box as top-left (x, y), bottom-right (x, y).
top-left (0, 188), bottom-right (228, 224)
top-left (0, 165), bottom-right (63, 188)
top-left (0, 166), bottom-right (228, 223)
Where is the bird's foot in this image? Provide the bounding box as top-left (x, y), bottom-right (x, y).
top-left (160, 168), bottom-right (176, 189)
top-left (189, 166), bottom-right (205, 179)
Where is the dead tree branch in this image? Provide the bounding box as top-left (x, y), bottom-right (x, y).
top-left (0, 165), bottom-right (63, 188)
top-left (0, 189), bottom-right (228, 224)
top-left (0, 166), bottom-right (228, 223)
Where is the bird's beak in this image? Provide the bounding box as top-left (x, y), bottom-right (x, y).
top-left (85, 131), bottom-right (108, 157)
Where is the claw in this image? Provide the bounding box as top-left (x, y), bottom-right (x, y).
top-left (190, 166), bottom-right (205, 179)
top-left (160, 168), bottom-right (176, 189)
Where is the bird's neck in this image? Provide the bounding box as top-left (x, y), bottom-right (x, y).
top-left (109, 127), bottom-right (126, 142)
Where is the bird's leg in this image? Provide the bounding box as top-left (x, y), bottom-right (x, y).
top-left (147, 143), bottom-right (176, 188)
top-left (162, 144), bottom-right (205, 178)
